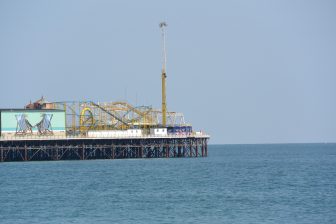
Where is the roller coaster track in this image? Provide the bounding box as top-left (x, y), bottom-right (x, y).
top-left (51, 100), bottom-right (177, 131)
top-left (111, 102), bottom-right (148, 117)
top-left (111, 102), bottom-right (153, 124)
top-left (89, 101), bottom-right (130, 128)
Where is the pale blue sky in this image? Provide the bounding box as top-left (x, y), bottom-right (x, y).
top-left (0, 0), bottom-right (335, 144)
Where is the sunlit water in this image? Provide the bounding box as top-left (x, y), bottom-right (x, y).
top-left (0, 144), bottom-right (335, 223)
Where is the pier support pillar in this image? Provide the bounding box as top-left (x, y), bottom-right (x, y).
top-left (165, 144), bottom-right (168, 158)
top-left (112, 145), bottom-right (115, 159)
top-left (55, 147), bottom-right (59, 160)
top-left (178, 146), bottom-right (182, 157)
top-left (24, 145), bottom-right (27, 161)
top-left (82, 144), bottom-right (85, 160)
top-left (190, 141), bottom-right (193, 157)
top-left (201, 140), bottom-right (204, 157)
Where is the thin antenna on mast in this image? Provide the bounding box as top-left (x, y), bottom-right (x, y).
top-left (160, 22), bottom-right (167, 74)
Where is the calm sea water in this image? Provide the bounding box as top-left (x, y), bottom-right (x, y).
top-left (0, 144), bottom-right (335, 224)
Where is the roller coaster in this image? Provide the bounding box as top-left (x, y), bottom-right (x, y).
top-left (51, 101), bottom-right (188, 135)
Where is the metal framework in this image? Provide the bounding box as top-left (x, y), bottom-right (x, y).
top-left (0, 137), bottom-right (208, 162)
top-left (51, 101), bottom-right (189, 135)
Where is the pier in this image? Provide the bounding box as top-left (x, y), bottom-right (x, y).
top-left (0, 134), bottom-right (209, 162)
top-left (0, 22), bottom-right (210, 163)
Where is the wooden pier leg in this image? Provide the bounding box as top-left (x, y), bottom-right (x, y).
top-left (166, 144), bottom-right (169, 158)
top-left (178, 145), bottom-right (182, 157)
top-left (190, 141), bottom-right (193, 157)
top-left (82, 144), bottom-right (85, 160)
top-left (140, 145), bottom-right (143, 158)
top-left (195, 141), bottom-right (198, 157)
top-left (112, 145), bottom-right (115, 159)
top-left (1, 148), bottom-right (3, 162)
top-left (55, 147), bottom-right (59, 160)
top-left (24, 144), bottom-right (27, 161)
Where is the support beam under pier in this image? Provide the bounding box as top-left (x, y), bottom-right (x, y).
top-left (0, 137), bottom-right (208, 162)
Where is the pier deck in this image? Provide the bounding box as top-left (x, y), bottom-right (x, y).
top-left (0, 134), bottom-right (209, 162)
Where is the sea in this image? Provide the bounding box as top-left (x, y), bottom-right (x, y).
top-left (0, 144), bottom-right (335, 224)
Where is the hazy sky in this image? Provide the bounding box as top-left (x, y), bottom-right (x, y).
top-left (0, 0), bottom-right (335, 144)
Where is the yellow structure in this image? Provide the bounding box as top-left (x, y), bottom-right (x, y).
top-left (160, 22), bottom-right (167, 127)
top-left (79, 107), bottom-right (94, 132)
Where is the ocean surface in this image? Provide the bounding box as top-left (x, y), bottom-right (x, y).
top-left (0, 144), bottom-right (335, 224)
